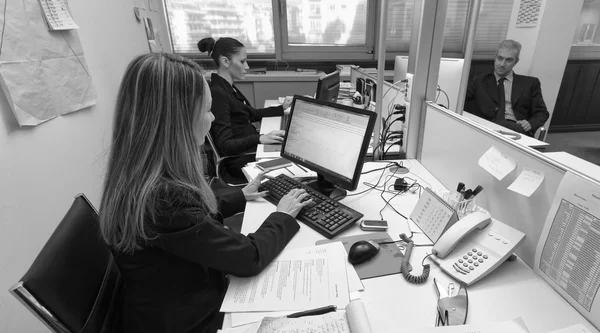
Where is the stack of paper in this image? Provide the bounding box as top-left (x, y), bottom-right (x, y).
top-left (338, 82), bottom-right (356, 100)
top-left (242, 162), bottom-right (317, 182)
top-left (221, 242), bottom-right (363, 327)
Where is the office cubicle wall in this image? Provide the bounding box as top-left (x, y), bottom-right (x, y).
top-left (419, 102), bottom-right (567, 267)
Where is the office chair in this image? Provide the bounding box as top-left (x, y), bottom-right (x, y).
top-left (535, 126), bottom-right (547, 141)
top-left (9, 194), bottom-right (122, 333)
top-left (204, 132), bottom-right (254, 186)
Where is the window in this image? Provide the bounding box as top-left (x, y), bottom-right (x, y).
top-left (386, 0), bottom-right (513, 57)
top-left (281, 0), bottom-right (375, 60)
top-left (573, 0), bottom-right (600, 45)
top-left (164, 0), bottom-right (514, 60)
top-left (164, 0), bottom-right (275, 54)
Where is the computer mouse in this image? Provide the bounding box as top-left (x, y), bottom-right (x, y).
top-left (348, 240), bottom-right (380, 265)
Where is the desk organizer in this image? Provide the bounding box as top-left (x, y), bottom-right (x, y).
top-left (436, 190), bottom-right (487, 219)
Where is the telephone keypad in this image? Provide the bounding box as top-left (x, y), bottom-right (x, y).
top-left (453, 248), bottom-right (491, 275)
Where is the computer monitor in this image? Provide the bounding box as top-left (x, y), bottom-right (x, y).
top-left (315, 71), bottom-right (341, 103)
top-left (281, 95), bottom-right (376, 200)
top-left (393, 56), bottom-right (464, 111)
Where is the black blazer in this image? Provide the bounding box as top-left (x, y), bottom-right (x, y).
top-left (115, 188), bottom-right (299, 333)
top-left (465, 72), bottom-right (549, 134)
top-left (209, 73), bottom-right (283, 156)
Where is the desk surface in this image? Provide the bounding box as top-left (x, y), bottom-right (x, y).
top-left (224, 161), bottom-right (597, 333)
top-left (461, 112), bottom-right (549, 149)
top-left (544, 151), bottom-right (600, 182)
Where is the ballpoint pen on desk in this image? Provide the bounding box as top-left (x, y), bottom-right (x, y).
top-left (287, 305), bottom-right (337, 318)
top-left (295, 163), bottom-right (309, 173)
top-left (284, 167), bottom-right (295, 176)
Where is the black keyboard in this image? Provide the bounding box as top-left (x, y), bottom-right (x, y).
top-left (258, 174), bottom-right (363, 238)
top-left (280, 113), bottom-right (291, 130)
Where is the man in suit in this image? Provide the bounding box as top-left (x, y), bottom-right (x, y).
top-left (465, 40), bottom-right (549, 137)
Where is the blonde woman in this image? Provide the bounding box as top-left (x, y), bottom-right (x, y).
top-left (99, 53), bottom-right (310, 333)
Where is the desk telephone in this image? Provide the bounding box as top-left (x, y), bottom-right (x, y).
top-left (429, 211), bottom-right (526, 285)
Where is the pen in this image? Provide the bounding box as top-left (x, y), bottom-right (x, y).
top-left (472, 185), bottom-right (483, 198)
top-left (456, 182), bottom-right (465, 193)
top-left (463, 189), bottom-right (474, 200)
top-left (296, 163), bottom-right (309, 173)
top-left (284, 167), bottom-right (295, 176)
top-left (287, 305), bottom-right (337, 318)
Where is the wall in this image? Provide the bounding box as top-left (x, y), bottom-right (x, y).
top-left (0, 1), bottom-right (154, 331)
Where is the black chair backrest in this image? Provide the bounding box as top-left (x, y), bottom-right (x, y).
top-left (10, 194), bottom-right (121, 333)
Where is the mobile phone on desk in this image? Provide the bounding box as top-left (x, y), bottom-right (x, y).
top-left (360, 220), bottom-right (388, 231)
top-left (256, 157), bottom-right (292, 171)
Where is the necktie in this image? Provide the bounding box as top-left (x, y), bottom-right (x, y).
top-left (497, 77), bottom-right (506, 117)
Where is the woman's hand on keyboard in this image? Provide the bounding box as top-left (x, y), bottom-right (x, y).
top-left (242, 171), bottom-right (269, 201)
top-left (276, 189), bottom-right (312, 218)
top-left (259, 130), bottom-right (285, 144)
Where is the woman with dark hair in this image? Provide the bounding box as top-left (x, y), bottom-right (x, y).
top-left (198, 37), bottom-right (291, 183)
top-left (99, 52), bottom-right (310, 333)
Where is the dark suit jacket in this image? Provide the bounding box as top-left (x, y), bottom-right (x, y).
top-left (465, 72), bottom-right (549, 135)
top-left (115, 187), bottom-right (299, 333)
top-left (209, 73), bottom-right (283, 156)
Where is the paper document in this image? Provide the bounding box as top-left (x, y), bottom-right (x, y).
top-left (507, 167), bottom-right (545, 197)
top-left (221, 242), bottom-right (349, 312)
top-left (38, 0), bottom-right (79, 30)
top-left (242, 162), bottom-right (316, 182)
top-left (546, 324), bottom-right (591, 333)
top-left (411, 317), bottom-right (528, 333)
top-left (229, 243), bottom-right (355, 327)
top-left (478, 146), bottom-right (516, 181)
top-left (0, 0), bottom-right (96, 126)
top-left (535, 171), bottom-right (600, 330)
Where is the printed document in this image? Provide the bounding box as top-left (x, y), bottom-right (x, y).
top-left (535, 171), bottom-right (600, 330)
top-left (220, 301), bottom-right (372, 333)
top-left (221, 242), bottom-right (349, 312)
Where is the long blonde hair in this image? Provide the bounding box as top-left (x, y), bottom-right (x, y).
top-left (99, 53), bottom-right (217, 254)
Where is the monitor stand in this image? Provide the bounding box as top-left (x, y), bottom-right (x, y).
top-left (306, 174), bottom-right (347, 201)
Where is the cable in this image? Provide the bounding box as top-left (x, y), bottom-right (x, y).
top-left (400, 233), bottom-right (431, 284)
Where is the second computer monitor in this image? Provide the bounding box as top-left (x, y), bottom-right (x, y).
top-left (281, 95), bottom-right (376, 200)
top-left (315, 71), bottom-right (341, 103)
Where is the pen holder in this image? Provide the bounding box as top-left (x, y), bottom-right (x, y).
top-left (437, 190), bottom-right (479, 219)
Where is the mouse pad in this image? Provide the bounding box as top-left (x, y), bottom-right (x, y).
top-left (263, 144), bottom-right (281, 152)
top-left (316, 232), bottom-right (412, 280)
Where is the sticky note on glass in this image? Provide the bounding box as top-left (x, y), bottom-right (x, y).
top-left (478, 146), bottom-right (517, 180)
top-left (507, 168), bottom-right (545, 197)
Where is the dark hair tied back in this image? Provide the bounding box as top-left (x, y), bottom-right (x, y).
top-left (197, 37), bottom-right (245, 68)
top-left (197, 37), bottom-right (216, 54)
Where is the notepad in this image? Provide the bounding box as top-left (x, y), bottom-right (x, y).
top-left (410, 188), bottom-right (458, 243)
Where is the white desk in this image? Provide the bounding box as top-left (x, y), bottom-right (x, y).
top-left (461, 112), bottom-right (549, 149)
top-left (257, 100), bottom-right (402, 160)
top-left (544, 151), bottom-right (600, 182)
top-left (223, 161), bottom-right (598, 333)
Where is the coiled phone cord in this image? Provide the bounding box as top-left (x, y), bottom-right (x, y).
top-left (400, 233), bottom-right (431, 284)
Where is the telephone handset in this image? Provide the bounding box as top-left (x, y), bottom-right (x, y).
top-left (430, 211), bottom-right (526, 286)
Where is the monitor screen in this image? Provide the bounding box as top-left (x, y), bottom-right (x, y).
top-left (393, 55), bottom-right (464, 111)
top-left (281, 95), bottom-right (376, 199)
top-left (315, 71), bottom-right (340, 103)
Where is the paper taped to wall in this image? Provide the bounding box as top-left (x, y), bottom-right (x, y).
top-left (0, 0), bottom-right (96, 126)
